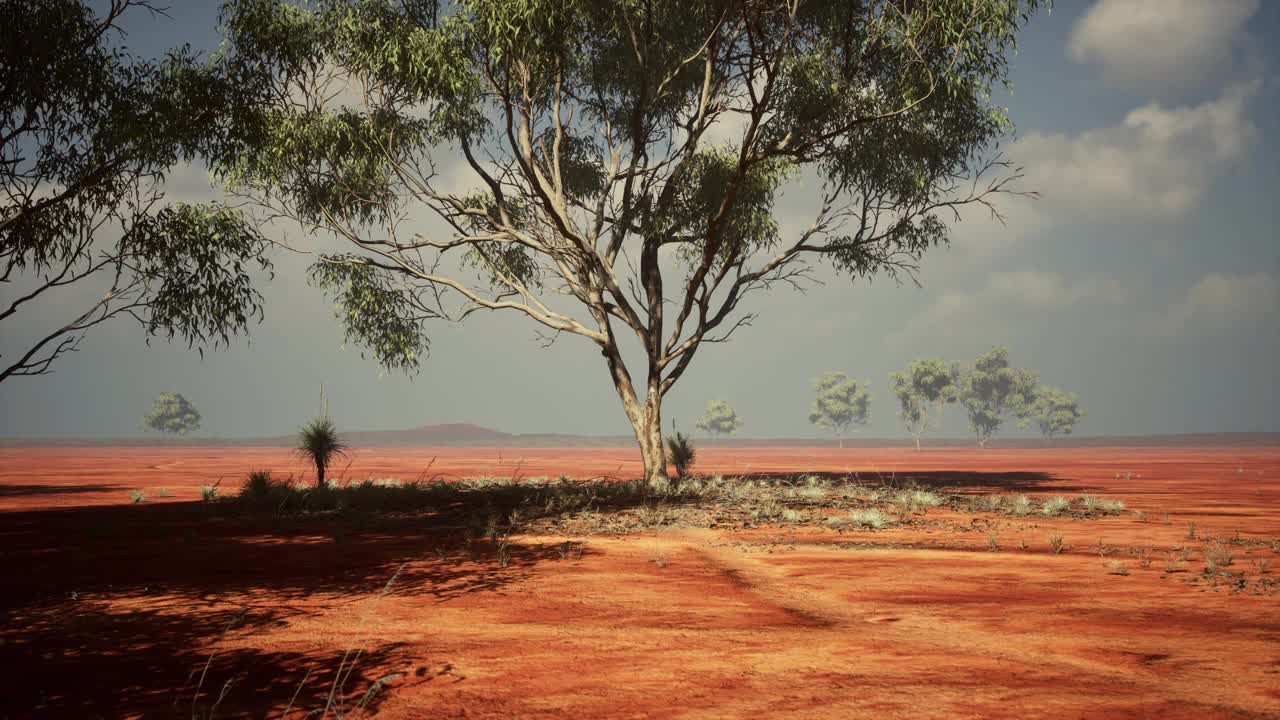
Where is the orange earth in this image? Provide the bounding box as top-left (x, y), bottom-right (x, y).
top-left (1, 445), bottom-right (1277, 719)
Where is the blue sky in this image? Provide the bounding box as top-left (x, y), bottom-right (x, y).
top-left (2, 0), bottom-right (1278, 440)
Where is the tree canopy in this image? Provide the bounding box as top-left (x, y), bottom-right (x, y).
top-left (889, 357), bottom-right (957, 449)
top-left (0, 0), bottom-right (272, 384)
top-left (142, 391), bottom-right (202, 436)
top-left (808, 371), bottom-right (870, 447)
top-left (956, 346), bottom-right (1037, 448)
top-left (695, 399), bottom-right (742, 437)
top-left (215, 0), bottom-right (1045, 483)
top-left (1023, 385), bottom-right (1085, 441)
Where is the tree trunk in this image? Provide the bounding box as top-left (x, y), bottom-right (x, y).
top-left (316, 462), bottom-right (326, 487)
top-left (601, 342), bottom-right (668, 487)
top-left (913, 434), bottom-right (921, 451)
top-left (635, 404), bottom-right (667, 487)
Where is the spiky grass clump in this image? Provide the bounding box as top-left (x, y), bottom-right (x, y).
top-left (1041, 496), bottom-right (1070, 517)
top-left (849, 508), bottom-right (890, 529)
top-left (1105, 560), bottom-right (1129, 576)
top-left (893, 489), bottom-right (943, 514)
top-left (298, 416), bottom-right (347, 487)
top-left (664, 431), bottom-right (696, 481)
top-left (199, 485), bottom-right (219, 502)
top-left (827, 508), bottom-right (890, 530)
top-left (1007, 496), bottom-right (1033, 517)
top-left (1048, 533), bottom-right (1066, 554)
top-left (1100, 499), bottom-right (1126, 515)
top-left (129, 489), bottom-right (145, 504)
top-left (1079, 495), bottom-right (1101, 514)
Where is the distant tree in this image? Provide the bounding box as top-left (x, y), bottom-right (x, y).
top-left (214, 0), bottom-right (1043, 486)
top-left (142, 392), bottom-right (201, 436)
top-left (0, 0), bottom-right (272, 384)
top-left (695, 399), bottom-right (743, 438)
top-left (808, 372), bottom-right (870, 449)
top-left (1023, 386), bottom-right (1085, 442)
top-left (956, 347), bottom-right (1038, 448)
top-left (889, 358), bottom-right (959, 450)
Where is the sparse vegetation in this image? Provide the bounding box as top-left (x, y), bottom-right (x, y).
top-left (1105, 560), bottom-right (1129, 576)
top-left (664, 432), bottom-right (696, 482)
top-left (129, 489), bottom-right (145, 504)
top-left (1007, 495), bottom-right (1033, 517)
top-left (200, 485), bottom-right (220, 502)
top-left (1048, 534), bottom-right (1066, 554)
top-left (987, 531), bottom-right (1000, 552)
top-left (1041, 496), bottom-right (1070, 517)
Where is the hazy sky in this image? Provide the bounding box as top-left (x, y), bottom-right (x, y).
top-left (2, 0), bottom-right (1278, 440)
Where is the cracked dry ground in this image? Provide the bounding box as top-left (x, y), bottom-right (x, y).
top-left (0, 446), bottom-right (1277, 718)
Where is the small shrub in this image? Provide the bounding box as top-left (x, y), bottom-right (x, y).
top-left (200, 485), bottom-right (219, 502)
top-left (1100, 499), bottom-right (1126, 515)
top-left (1252, 557), bottom-right (1271, 574)
top-left (893, 489), bottom-right (943, 514)
top-left (1186, 522), bottom-right (1197, 539)
top-left (1203, 540), bottom-right (1234, 570)
top-left (156, 487), bottom-right (170, 498)
top-left (847, 508), bottom-right (890, 529)
top-left (1079, 495), bottom-right (1100, 514)
top-left (1041, 497), bottom-right (1070, 517)
top-left (977, 495), bottom-right (1004, 513)
top-left (1134, 510), bottom-right (1148, 523)
top-left (780, 509), bottom-right (804, 524)
top-left (1137, 549), bottom-right (1152, 569)
top-left (987, 531), bottom-right (1000, 552)
top-left (298, 416), bottom-right (347, 487)
top-left (240, 470), bottom-right (276, 504)
top-left (1048, 534), bottom-right (1066, 555)
top-left (129, 489), bottom-right (145, 504)
top-left (1105, 560), bottom-right (1129, 576)
top-left (1007, 496), bottom-right (1032, 517)
top-left (496, 539), bottom-right (512, 568)
top-left (664, 431), bottom-right (696, 481)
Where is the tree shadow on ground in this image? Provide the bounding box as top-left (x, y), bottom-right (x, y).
top-left (718, 470), bottom-right (1089, 494)
top-left (0, 497), bottom-right (591, 718)
top-left (0, 483), bottom-right (121, 497)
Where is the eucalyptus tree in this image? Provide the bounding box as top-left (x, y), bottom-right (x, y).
top-left (1023, 385), bottom-right (1084, 442)
top-left (808, 371), bottom-right (870, 449)
top-left (0, 0), bottom-right (272, 384)
top-left (956, 346), bottom-right (1038, 448)
top-left (888, 357), bottom-right (958, 450)
top-left (216, 0), bottom-right (1044, 484)
top-left (141, 391), bottom-right (202, 436)
top-left (695, 399), bottom-right (743, 437)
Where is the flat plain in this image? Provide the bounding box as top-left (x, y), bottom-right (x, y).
top-left (1, 445), bottom-right (1277, 718)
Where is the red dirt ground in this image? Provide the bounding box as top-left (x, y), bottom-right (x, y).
top-left (1, 445), bottom-right (1277, 719)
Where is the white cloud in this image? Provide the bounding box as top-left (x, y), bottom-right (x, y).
top-left (1158, 271), bottom-right (1280, 337)
top-left (1068, 0), bottom-right (1259, 94)
top-left (887, 270), bottom-right (1129, 348)
top-left (1011, 82), bottom-right (1258, 219)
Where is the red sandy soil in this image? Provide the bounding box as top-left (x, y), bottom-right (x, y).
top-left (1, 446), bottom-right (1277, 718)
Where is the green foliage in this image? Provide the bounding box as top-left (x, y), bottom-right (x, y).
top-left (141, 392), bottom-right (202, 436)
top-left (956, 347), bottom-right (1038, 447)
top-left (695, 399), bottom-right (743, 437)
top-left (664, 431), bottom-right (696, 480)
top-left (1023, 385), bottom-right (1085, 440)
top-left (129, 489), bottom-right (146, 504)
top-left (200, 485), bottom-right (220, 502)
top-left (309, 257), bottom-right (430, 373)
top-left (1, 0), bottom-right (271, 383)
top-left (298, 416), bottom-right (348, 487)
top-left (214, 0), bottom-right (1045, 474)
top-left (808, 372), bottom-right (870, 445)
top-left (889, 358), bottom-right (959, 448)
